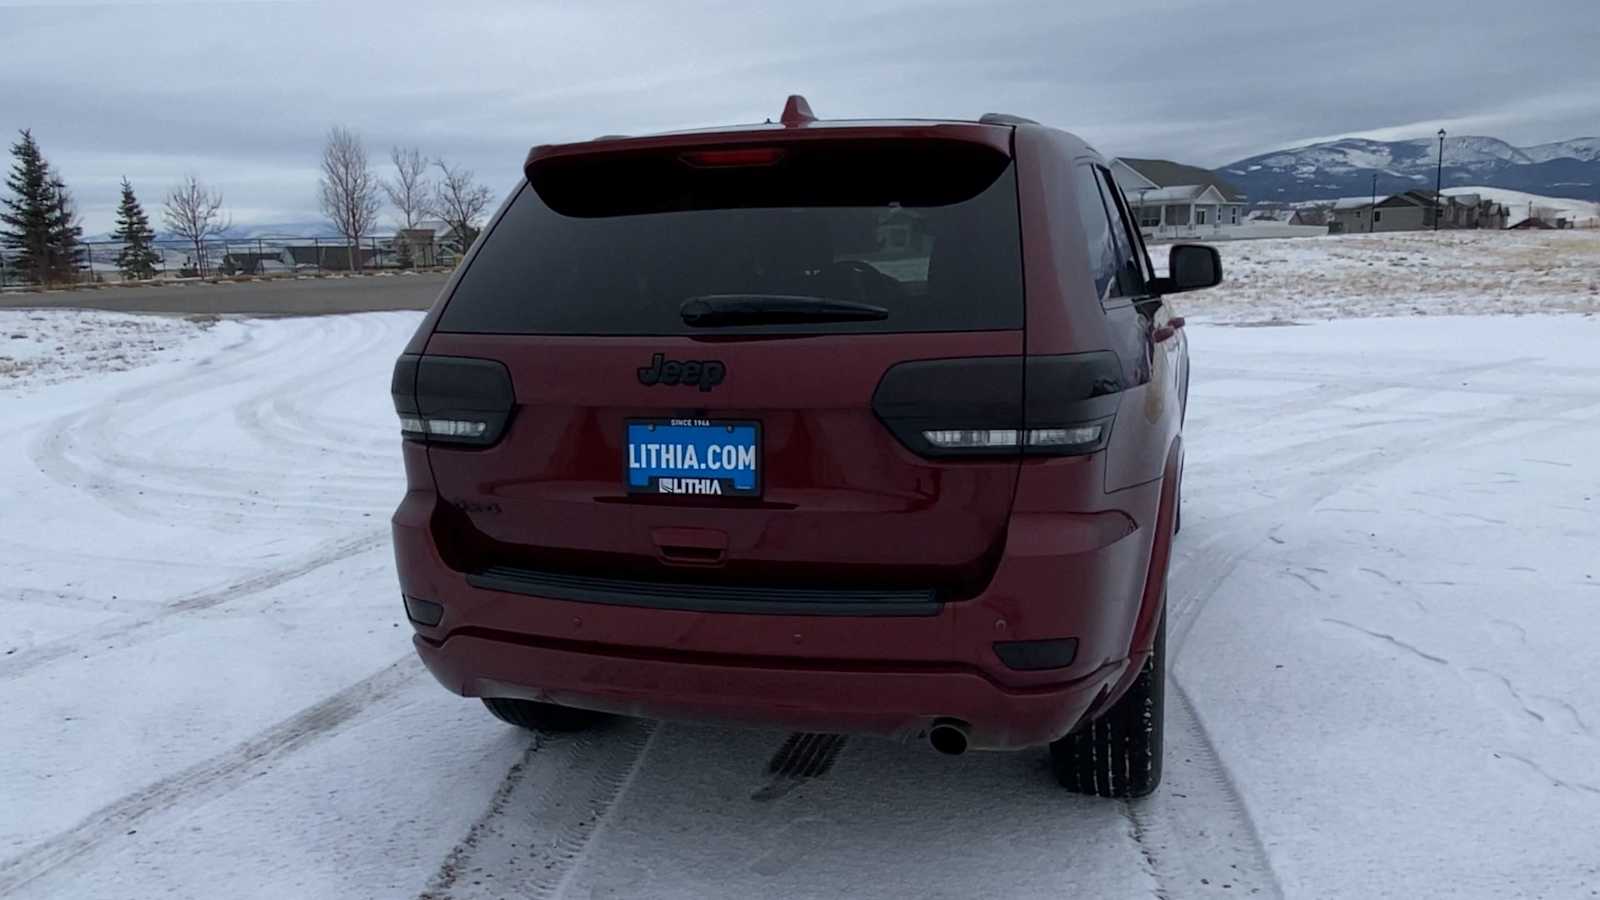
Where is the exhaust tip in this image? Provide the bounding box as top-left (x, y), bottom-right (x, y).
top-left (928, 720), bottom-right (970, 756)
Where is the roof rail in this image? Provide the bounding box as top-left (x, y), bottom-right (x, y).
top-left (978, 113), bottom-right (1038, 126)
top-left (591, 134), bottom-right (631, 141)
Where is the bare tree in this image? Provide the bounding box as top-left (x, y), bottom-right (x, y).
top-left (318, 126), bottom-right (381, 271)
top-left (383, 145), bottom-right (430, 267)
top-left (383, 145), bottom-right (430, 229)
top-left (162, 175), bottom-right (229, 277)
top-left (428, 158), bottom-right (495, 254)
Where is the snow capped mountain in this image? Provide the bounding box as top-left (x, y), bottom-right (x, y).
top-left (216, 221), bottom-right (344, 240)
top-left (1520, 137), bottom-right (1600, 164)
top-left (1219, 135), bottom-right (1600, 202)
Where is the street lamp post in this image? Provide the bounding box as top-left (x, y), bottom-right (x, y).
top-left (1434, 128), bottom-right (1446, 231)
top-left (1370, 172), bottom-right (1378, 233)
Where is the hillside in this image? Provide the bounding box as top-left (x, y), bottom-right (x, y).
top-left (1219, 136), bottom-right (1600, 203)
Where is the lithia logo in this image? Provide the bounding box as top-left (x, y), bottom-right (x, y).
top-left (637, 353), bottom-right (726, 392)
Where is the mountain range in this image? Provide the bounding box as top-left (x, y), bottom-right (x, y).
top-left (84, 221), bottom-right (345, 243)
top-left (1218, 136), bottom-right (1600, 203)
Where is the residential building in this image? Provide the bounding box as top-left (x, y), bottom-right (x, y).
top-left (284, 243), bottom-right (382, 271)
top-left (1329, 191), bottom-right (1510, 233)
top-left (218, 250), bottom-right (288, 276)
top-left (390, 220), bottom-right (468, 267)
top-left (1110, 158), bottom-right (1248, 236)
top-left (1327, 194), bottom-right (1427, 233)
top-left (1248, 205), bottom-right (1294, 223)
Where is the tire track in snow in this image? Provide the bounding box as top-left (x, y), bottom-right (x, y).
top-left (418, 721), bottom-right (659, 900)
top-left (0, 656), bottom-right (421, 895)
top-left (541, 722), bottom-right (1161, 897)
top-left (25, 314), bottom-right (405, 531)
top-left (0, 528), bottom-right (386, 681)
top-left (1154, 364), bottom-right (1600, 896)
top-left (1169, 384), bottom-right (1600, 655)
top-left (1125, 683), bottom-right (1284, 899)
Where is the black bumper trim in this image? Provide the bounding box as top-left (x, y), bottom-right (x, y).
top-left (466, 566), bottom-right (941, 617)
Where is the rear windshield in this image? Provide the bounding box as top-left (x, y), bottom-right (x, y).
top-left (437, 139), bottom-right (1023, 335)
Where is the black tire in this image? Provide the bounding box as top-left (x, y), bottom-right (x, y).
top-left (481, 697), bottom-right (609, 733)
top-left (1049, 610), bottom-right (1165, 798)
top-left (1173, 462), bottom-right (1184, 535)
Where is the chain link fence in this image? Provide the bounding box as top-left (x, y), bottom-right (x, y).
top-left (0, 233), bottom-right (461, 288)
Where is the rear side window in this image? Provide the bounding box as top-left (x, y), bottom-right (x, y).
top-left (1072, 164), bottom-right (1119, 300)
top-left (439, 140), bottom-right (1023, 335)
top-left (1093, 168), bottom-right (1150, 295)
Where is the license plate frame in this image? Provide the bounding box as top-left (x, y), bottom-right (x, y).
top-left (625, 418), bottom-right (762, 497)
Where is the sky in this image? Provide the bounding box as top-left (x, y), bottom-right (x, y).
top-left (3, 0), bottom-right (1597, 235)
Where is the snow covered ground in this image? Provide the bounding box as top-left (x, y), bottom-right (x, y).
top-left (2, 235), bottom-right (1600, 898)
top-left (1180, 229), bottom-right (1600, 321)
top-left (0, 311), bottom-right (218, 389)
top-left (1147, 223), bottom-right (1329, 243)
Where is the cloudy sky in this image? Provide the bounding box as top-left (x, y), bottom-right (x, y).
top-left (4, 0), bottom-right (1596, 235)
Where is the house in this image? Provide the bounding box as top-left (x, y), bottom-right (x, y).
top-left (386, 220), bottom-right (471, 268)
top-left (1441, 194), bottom-right (1510, 230)
top-left (1446, 194), bottom-right (1480, 229)
top-left (1290, 208), bottom-right (1327, 227)
top-left (388, 225), bottom-right (463, 267)
top-left (1248, 204), bottom-right (1295, 223)
top-left (284, 243), bottom-right (383, 271)
top-left (1327, 191), bottom-right (1443, 233)
top-left (1329, 191), bottom-right (1511, 233)
top-left (391, 229), bottom-right (437, 266)
top-left (217, 250), bottom-right (287, 276)
top-left (1246, 205), bottom-right (1325, 226)
top-left (1508, 217), bottom-right (1555, 230)
top-left (1110, 158), bottom-right (1248, 235)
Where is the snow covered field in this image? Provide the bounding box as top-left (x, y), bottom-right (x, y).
top-left (2, 234), bottom-right (1599, 898)
top-left (0, 311), bottom-right (216, 388)
top-left (1183, 229), bottom-right (1600, 321)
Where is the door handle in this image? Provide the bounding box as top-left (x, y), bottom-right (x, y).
top-left (1152, 317), bottom-right (1185, 343)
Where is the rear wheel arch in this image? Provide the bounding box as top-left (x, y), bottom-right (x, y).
top-left (1130, 435), bottom-right (1183, 658)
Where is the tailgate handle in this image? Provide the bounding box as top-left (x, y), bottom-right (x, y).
top-left (652, 527), bottom-right (728, 566)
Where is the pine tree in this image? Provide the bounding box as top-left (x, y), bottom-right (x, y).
top-left (0, 130), bottom-right (82, 285)
top-left (45, 177), bottom-right (83, 283)
top-left (111, 177), bottom-right (160, 280)
top-left (1, 130), bottom-right (53, 284)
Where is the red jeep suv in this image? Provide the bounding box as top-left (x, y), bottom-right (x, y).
top-left (391, 97), bottom-right (1219, 798)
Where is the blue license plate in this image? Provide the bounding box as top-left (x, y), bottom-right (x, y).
top-left (626, 419), bottom-right (760, 496)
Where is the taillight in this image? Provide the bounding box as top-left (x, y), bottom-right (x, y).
top-left (391, 354), bottom-right (515, 447)
top-left (872, 353), bottom-right (1122, 458)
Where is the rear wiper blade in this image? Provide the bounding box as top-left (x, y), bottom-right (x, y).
top-left (680, 294), bottom-right (889, 327)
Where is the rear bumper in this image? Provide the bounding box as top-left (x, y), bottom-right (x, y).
top-left (414, 631), bottom-right (1121, 750)
top-left (393, 467), bottom-right (1166, 751)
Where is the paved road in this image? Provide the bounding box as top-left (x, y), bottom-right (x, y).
top-left (0, 273), bottom-right (449, 316)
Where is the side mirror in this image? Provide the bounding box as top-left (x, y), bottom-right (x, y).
top-left (1154, 243), bottom-right (1222, 294)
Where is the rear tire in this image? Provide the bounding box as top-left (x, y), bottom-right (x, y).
top-left (1173, 464), bottom-right (1184, 535)
top-left (482, 697), bottom-right (609, 733)
top-left (1049, 610), bottom-right (1165, 798)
